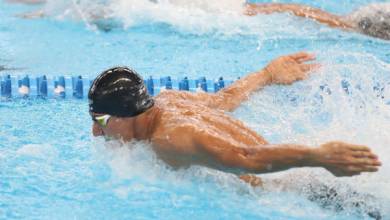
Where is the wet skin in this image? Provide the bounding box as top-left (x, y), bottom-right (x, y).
top-left (18, 1), bottom-right (389, 40)
top-left (244, 3), bottom-right (354, 29)
top-left (245, 3), bottom-right (390, 41)
top-left (92, 52), bottom-right (381, 181)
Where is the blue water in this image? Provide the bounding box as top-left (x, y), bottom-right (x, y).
top-left (1, 0), bottom-right (390, 219)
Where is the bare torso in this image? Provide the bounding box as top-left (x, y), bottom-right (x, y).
top-left (150, 90), bottom-right (267, 168)
top-left (90, 52), bottom-right (380, 178)
top-left (139, 53), bottom-right (380, 177)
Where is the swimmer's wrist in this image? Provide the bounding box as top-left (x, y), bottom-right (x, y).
top-left (306, 147), bottom-right (323, 167)
top-left (292, 147), bottom-right (320, 168)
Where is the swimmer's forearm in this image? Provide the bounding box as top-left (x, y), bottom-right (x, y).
top-left (221, 69), bottom-right (272, 96)
top-left (214, 70), bottom-right (271, 111)
top-left (245, 3), bottom-right (352, 29)
top-left (243, 144), bottom-right (318, 173)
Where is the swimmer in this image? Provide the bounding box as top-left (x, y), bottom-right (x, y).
top-left (12, 0), bottom-right (390, 40)
top-left (88, 52), bottom-right (381, 182)
top-left (245, 3), bottom-right (390, 40)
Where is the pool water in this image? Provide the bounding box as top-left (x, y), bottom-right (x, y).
top-left (1, 0), bottom-right (390, 219)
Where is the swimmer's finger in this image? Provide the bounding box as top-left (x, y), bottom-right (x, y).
top-left (300, 64), bottom-right (320, 72)
top-left (363, 166), bottom-right (379, 172)
top-left (347, 144), bottom-right (371, 152)
top-left (346, 165), bottom-right (378, 173)
top-left (351, 151), bottom-right (378, 159)
top-left (289, 52), bottom-right (315, 62)
top-left (348, 165), bottom-right (379, 173)
top-left (348, 158), bottom-right (381, 166)
top-left (289, 52), bottom-right (312, 60)
top-left (297, 54), bottom-right (317, 63)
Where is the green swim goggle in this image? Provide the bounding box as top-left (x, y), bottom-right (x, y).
top-left (92, 114), bottom-right (111, 127)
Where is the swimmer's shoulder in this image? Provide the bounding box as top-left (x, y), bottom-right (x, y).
top-left (155, 90), bottom-right (193, 101)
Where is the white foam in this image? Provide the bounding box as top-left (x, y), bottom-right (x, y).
top-left (91, 138), bottom-right (250, 198)
top-left (236, 50), bottom-right (390, 203)
top-left (40, 0), bottom-right (326, 37)
top-left (16, 143), bottom-right (58, 158)
top-left (347, 3), bottom-right (390, 23)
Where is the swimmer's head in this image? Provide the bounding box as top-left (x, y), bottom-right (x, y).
top-left (88, 67), bottom-right (154, 117)
top-left (348, 3), bottom-right (390, 40)
top-left (89, 67), bottom-right (155, 140)
top-left (357, 16), bottom-right (390, 40)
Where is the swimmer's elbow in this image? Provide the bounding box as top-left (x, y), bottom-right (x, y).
top-left (212, 150), bottom-right (269, 174)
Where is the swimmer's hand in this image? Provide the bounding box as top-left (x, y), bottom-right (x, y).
top-left (312, 141), bottom-right (381, 177)
top-left (264, 52), bottom-right (320, 85)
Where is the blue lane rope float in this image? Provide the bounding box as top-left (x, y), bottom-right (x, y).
top-left (0, 75), bottom-right (234, 100)
top-left (37, 75), bottom-right (48, 98)
top-left (72, 76), bottom-right (83, 99)
top-left (1, 75), bottom-right (389, 104)
top-left (1, 75), bottom-right (12, 98)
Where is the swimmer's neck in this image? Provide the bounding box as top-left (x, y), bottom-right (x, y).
top-left (132, 105), bottom-right (161, 141)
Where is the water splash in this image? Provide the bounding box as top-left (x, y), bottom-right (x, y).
top-left (233, 50), bottom-right (390, 217)
top-left (40, 0), bottom-right (333, 37)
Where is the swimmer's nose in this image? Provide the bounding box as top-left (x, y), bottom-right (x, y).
top-left (92, 122), bottom-right (104, 137)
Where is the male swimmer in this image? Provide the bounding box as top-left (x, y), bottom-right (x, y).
top-left (11, 0), bottom-right (390, 40)
top-left (88, 52), bottom-right (381, 180)
top-left (245, 2), bottom-right (390, 40)
top-left (88, 52), bottom-right (383, 218)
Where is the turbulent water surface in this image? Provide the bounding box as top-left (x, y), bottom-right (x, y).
top-left (1, 0), bottom-right (390, 219)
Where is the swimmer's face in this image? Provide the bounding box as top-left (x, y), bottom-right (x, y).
top-left (91, 113), bottom-right (136, 141)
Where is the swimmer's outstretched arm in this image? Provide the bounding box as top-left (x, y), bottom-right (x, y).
top-left (211, 52), bottom-right (319, 111)
top-left (175, 52), bottom-right (318, 111)
top-left (244, 3), bottom-right (353, 29)
top-left (208, 142), bottom-right (381, 177)
top-left (153, 126), bottom-right (381, 177)
top-left (7, 0), bottom-right (45, 18)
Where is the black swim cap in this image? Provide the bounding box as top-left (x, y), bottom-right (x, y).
top-left (88, 67), bottom-right (154, 117)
